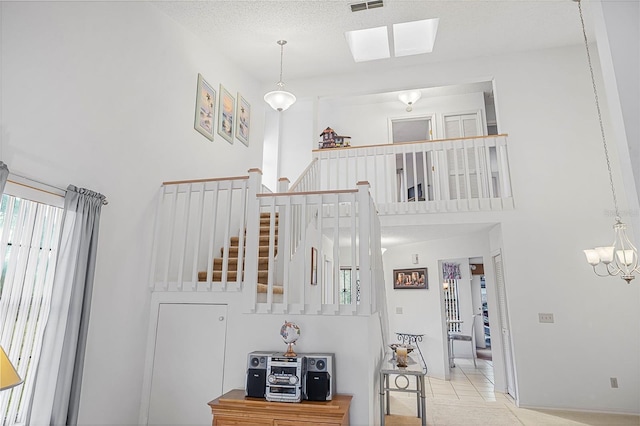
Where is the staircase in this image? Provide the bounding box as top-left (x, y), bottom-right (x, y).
top-left (197, 212), bottom-right (283, 294)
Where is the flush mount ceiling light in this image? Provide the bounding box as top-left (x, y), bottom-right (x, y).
top-left (393, 18), bottom-right (439, 57)
top-left (577, 0), bottom-right (639, 283)
top-left (264, 40), bottom-right (296, 112)
top-left (345, 26), bottom-right (390, 62)
top-left (398, 91), bottom-right (422, 112)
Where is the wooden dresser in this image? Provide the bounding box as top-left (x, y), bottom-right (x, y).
top-left (208, 389), bottom-right (352, 426)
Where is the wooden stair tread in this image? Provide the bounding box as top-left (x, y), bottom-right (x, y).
top-left (212, 257), bottom-right (271, 268)
top-left (230, 235), bottom-right (277, 246)
top-left (227, 246), bottom-right (275, 256)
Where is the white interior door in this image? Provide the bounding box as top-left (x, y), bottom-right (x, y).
top-left (493, 253), bottom-right (516, 399)
top-left (147, 303), bottom-right (227, 425)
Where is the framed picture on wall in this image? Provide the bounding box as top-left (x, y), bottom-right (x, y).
top-left (194, 74), bottom-right (216, 141)
top-left (217, 84), bottom-right (235, 144)
top-left (393, 268), bottom-right (428, 289)
top-left (235, 93), bottom-right (250, 146)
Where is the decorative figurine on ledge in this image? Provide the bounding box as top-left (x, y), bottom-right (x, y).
top-left (319, 127), bottom-right (351, 149)
top-left (280, 320), bottom-right (301, 357)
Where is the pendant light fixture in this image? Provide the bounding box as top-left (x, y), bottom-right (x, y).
top-left (398, 90), bottom-right (422, 112)
top-left (264, 40), bottom-right (296, 112)
top-left (577, 0), bottom-right (639, 283)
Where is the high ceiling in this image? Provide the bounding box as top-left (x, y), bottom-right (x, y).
top-left (153, 0), bottom-right (593, 85)
top-left (152, 0), bottom-right (595, 248)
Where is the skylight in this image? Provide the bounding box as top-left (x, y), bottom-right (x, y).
top-left (345, 18), bottom-right (439, 62)
top-left (393, 18), bottom-right (439, 57)
top-left (344, 26), bottom-right (390, 62)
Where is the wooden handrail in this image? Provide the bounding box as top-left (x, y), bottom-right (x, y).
top-left (288, 157), bottom-right (319, 192)
top-left (257, 188), bottom-right (358, 198)
top-left (162, 175), bottom-right (250, 186)
top-left (312, 133), bottom-right (509, 153)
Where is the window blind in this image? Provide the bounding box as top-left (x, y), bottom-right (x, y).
top-left (0, 194), bottom-right (63, 426)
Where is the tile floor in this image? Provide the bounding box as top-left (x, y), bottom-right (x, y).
top-left (386, 357), bottom-right (640, 425)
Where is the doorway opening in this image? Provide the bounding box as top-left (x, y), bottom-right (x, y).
top-left (470, 259), bottom-right (492, 361)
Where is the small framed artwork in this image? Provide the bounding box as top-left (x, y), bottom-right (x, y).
top-left (194, 74), bottom-right (216, 141)
top-left (393, 268), bottom-right (428, 289)
top-left (311, 247), bottom-right (318, 285)
top-left (217, 84), bottom-right (235, 144)
top-left (236, 93), bottom-right (250, 146)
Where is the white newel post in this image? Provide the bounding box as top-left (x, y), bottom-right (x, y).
top-left (357, 181), bottom-right (372, 315)
top-left (244, 168), bottom-right (263, 312)
top-left (497, 136), bottom-right (513, 198)
top-left (276, 178), bottom-right (290, 304)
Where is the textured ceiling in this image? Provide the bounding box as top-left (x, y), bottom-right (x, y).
top-left (152, 0), bottom-right (593, 85)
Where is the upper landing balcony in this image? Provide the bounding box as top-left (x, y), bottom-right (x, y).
top-left (292, 134), bottom-right (513, 214)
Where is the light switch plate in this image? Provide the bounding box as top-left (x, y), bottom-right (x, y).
top-left (538, 313), bottom-right (554, 323)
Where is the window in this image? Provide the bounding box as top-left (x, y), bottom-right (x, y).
top-left (339, 267), bottom-right (360, 305)
top-left (0, 193), bottom-right (63, 426)
top-left (443, 279), bottom-right (461, 332)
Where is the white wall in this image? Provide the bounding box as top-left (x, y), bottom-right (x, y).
top-left (283, 44), bottom-right (640, 413)
top-left (277, 98), bottom-right (316, 187)
top-left (593, 0), bottom-right (640, 217)
top-left (1, 2), bottom-right (267, 424)
top-left (317, 92), bottom-right (486, 146)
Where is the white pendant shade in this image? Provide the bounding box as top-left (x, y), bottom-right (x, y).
top-left (616, 249), bottom-right (635, 266)
top-left (595, 246), bottom-right (615, 264)
top-left (265, 40), bottom-right (296, 112)
top-left (398, 91), bottom-right (422, 106)
top-left (264, 90), bottom-right (296, 112)
top-left (583, 249), bottom-right (600, 266)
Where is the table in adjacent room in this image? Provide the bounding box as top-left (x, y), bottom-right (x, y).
top-left (379, 352), bottom-right (427, 426)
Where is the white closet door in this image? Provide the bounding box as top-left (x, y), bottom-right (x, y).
top-left (493, 254), bottom-right (516, 399)
top-left (444, 113), bottom-right (483, 199)
top-left (444, 113), bottom-right (481, 138)
top-left (148, 303), bottom-right (227, 426)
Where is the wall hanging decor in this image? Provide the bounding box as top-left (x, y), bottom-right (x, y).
top-left (235, 93), bottom-right (250, 146)
top-left (217, 84), bottom-right (235, 144)
top-left (194, 73), bottom-right (215, 141)
top-left (393, 268), bottom-right (428, 289)
top-left (442, 262), bottom-right (462, 280)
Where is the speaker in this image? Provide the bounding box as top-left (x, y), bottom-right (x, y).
top-left (246, 351), bottom-right (272, 398)
top-left (304, 353), bottom-right (334, 401)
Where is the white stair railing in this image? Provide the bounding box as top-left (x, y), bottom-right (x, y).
top-left (148, 173), bottom-right (254, 291)
top-left (149, 170), bottom-right (387, 318)
top-left (245, 181), bottom-right (384, 316)
top-left (311, 135), bottom-right (514, 213)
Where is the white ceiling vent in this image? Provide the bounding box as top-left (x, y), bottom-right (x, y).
top-left (350, 0), bottom-right (384, 13)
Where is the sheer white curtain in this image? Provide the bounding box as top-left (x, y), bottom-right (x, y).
top-left (28, 185), bottom-right (106, 426)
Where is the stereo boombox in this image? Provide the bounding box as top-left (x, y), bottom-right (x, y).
top-left (246, 351), bottom-right (335, 403)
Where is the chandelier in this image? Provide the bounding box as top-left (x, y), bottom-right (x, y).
top-left (577, 0), bottom-right (639, 283)
top-left (264, 40), bottom-right (296, 112)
